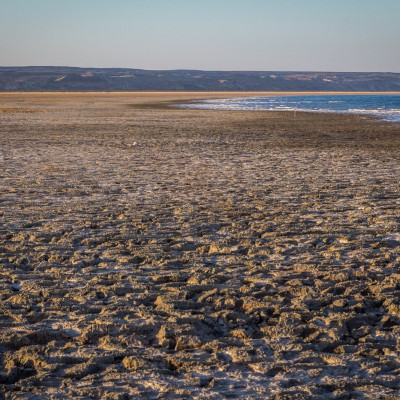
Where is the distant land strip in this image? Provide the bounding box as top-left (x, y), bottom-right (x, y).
top-left (1, 67), bottom-right (400, 92)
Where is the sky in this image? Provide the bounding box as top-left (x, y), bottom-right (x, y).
top-left (1, 0), bottom-right (399, 72)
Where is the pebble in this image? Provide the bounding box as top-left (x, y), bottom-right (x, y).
top-left (11, 282), bottom-right (21, 291)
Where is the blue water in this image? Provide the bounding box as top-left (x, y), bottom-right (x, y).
top-left (184, 95), bottom-right (400, 122)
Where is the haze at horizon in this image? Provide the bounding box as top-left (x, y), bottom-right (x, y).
top-left (1, 0), bottom-right (399, 72)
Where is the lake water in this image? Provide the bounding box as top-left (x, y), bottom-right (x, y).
top-left (183, 95), bottom-right (400, 122)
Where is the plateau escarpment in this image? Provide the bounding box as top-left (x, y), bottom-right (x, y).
top-left (1, 67), bottom-right (400, 91)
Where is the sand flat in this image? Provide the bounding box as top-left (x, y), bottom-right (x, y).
top-left (1, 93), bottom-right (400, 399)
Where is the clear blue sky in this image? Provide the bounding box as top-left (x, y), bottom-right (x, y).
top-left (1, 0), bottom-right (399, 72)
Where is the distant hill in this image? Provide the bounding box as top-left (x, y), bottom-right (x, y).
top-left (1, 66), bottom-right (400, 91)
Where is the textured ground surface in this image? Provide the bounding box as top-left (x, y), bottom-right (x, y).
top-left (1, 93), bottom-right (400, 399)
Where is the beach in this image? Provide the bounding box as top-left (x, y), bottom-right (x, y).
top-left (1, 92), bottom-right (400, 398)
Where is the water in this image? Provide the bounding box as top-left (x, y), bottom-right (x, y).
top-left (183, 95), bottom-right (400, 122)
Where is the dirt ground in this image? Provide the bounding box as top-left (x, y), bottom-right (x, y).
top-left (1, 92), bottom-right (399, 399)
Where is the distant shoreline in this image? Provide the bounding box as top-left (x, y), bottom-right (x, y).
top-left (2, 91), bottom-right (400, 95)
top-left (173, 93), bottom-right (400, 122)
top-left (2, 91), bottom-right (400, 117)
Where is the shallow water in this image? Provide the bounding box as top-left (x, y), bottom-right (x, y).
top-left (184, 95), bottom-right (400, 121)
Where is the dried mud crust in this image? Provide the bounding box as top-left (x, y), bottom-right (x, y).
top-left (0, 93), bottom-right (400, 399)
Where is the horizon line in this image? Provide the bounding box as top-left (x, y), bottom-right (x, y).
top-left (1, 65), bottom-right (400, 74)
